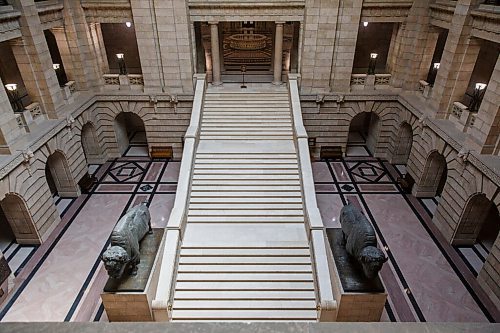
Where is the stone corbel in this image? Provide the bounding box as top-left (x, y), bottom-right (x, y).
top-left (22, 149), bottom-right (35, 176)
top-left (336, 94), bottom-right (345, 112)
top-left (456, 148), bottom-right (470, 164)
top-left (149, 95), bottom-right (158, 113)
top-left (315, 94), bottom-right (325, 114)
top-left (169, 94), bottom-right (179, 113)
top-left (66, 115), bottom-right (75, 138)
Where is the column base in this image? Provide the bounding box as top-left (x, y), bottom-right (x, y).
top-left (211, 81), bottom-right (223, 86)
top-left (272, 81), bottom-right (283, 86)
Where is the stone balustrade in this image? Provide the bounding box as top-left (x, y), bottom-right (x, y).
top-left (449, 101), bottom-right (475, 133)
top-left (350, 74), bottom-right (392, 90)
top-left (418, 80), bottom-right (433, 98)
top-left (103, 74), bottom-right (144, 91)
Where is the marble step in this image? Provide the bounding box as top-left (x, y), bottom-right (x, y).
top-left (173, 290), bottom-right (315, 300)
top-left (191, 180), bottom-right (300, 186)
top-left (201, 122), bottom-right (292, 127)
top-left (187, 210), bottom-right (304, 217)
top-left (177, 264), bottom-right (312, 273)
top-left (189, 197), bottom-right (302, 203)
top-left (198, 136), bottom-right (293, 140)
top-left (175, 281), bottom-right (314, 290)
top-left (170, 309), bottom-right (317, 321)
top-left (172, 300), bottom-right (316, 309)
top-left (186, 216), bottom-right (304, 223)
top-left (201, 120), bottom-right (292, 124)
top-left (194, 163), bottom-right (298, 169)
top-left (190, 186), bottom-right (301, 192)
top-left (195, 156), bottom-right (297, 165)
top-left (192, 170), bottom-right (299, 175)
top-left (188, 204), bottom-right (303, 211)
top-left (180, 248), bottom-right (310, 256)
top-left (192, 174), bottom-right (300, 180)
top-left (176, 273), bottom-right (314, 282)
top-left (195, 153), bottom-right (296, 159)
top-left (189, 192), bottom-right (301, 198)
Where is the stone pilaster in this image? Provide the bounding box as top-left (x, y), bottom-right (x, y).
top-left (60, 0), bottom-right (102, 90)
top-left (391, 0), bottom-right (433, 90)
top-left (273, 22), bottom-right (284, 85)
top-left (0, 76), bottom-right (24, 154)
top-left (130, 0), bottom-right (194, 94)
top-left (88, 23), bottom-right (109, 77)
top-left (430, 0), bottom-right (483, 118)
top-left (329, 0), bottom-right (363, 92)
top-left (466, 54), bottom-right (500, 154)
top-left (301, 0), bottom-right (339, 94)
top-left (11, 0), bottom-right (64, 119)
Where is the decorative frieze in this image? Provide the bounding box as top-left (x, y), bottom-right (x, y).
top-left (361, 1), bottom-right (412, 23)
top-left (429, 3), bottom-right (454, 29)
top-left (471, 9), bottom-right (500, 43)
top-left (81, 0), bottom-right (132, 23)
top-left (36, 0), bottom-right (63, 30)
top-left (0, 8), bottom-right (21, 42)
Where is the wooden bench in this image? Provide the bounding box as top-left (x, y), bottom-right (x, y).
top-left (320, 146), bottom-right (343, 160)
top-left (150, 146), bottom-right (173, 160)
top-left (397, 173), bottom-right (415, 194)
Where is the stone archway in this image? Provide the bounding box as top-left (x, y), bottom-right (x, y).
top-left (0, 194), bottom-right (39, 245)
top-left (81, 122), bottom-right (104, 164)
top-left (391, 122), bottom-right (413, 164)
top-left (414, 151), bottom-right (447, 198)
top-left (348, 112), bottom-right (380, 156)
top-left (46, 151), bottom-right (80, 198)
top-left (453, 193), bottom-right (500, 247)
top-left (114, 112), bottom-right (147, 156)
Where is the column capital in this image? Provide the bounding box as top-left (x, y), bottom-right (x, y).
top-left (208, 21), bottom-right (219, 26)
top-left (275, 21), bottom-right (286, 26)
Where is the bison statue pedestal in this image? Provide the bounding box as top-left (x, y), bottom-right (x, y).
top-left (101, 228), bottom-right (164, 322)
top-left (327, 228), bottom-right (387, 321)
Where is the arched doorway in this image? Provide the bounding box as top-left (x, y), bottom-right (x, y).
top-left (0, 194), bottom-right (39, 245)
top-left (114, 112), bottom-right (147, 157)
top-left (454, 194), bottom-right (500, 247)
top-left (391, 122), bottom-right (413, 164)
top-left (415, 151), bottom-right (447, 198)
top-left (348, 112), bottom-right (380, 156)
top-left (45, 151), bottom-right (79, 198)
top-left (81, 122), bottom-right (104, 164)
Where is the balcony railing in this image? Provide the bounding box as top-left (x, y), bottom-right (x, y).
top-left (103, 74), bottom-right (144, 91)
top-left (449, 101), bottom-right (476, 132)
top-left (350, 73), bottom-right (392, 90)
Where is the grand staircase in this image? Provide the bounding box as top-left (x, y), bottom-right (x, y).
top-left (169, 86), bottom-right (318, 321)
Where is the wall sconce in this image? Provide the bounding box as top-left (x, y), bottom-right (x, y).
top-left (363, 22), bottom-right (368, 27)
top-left (53, 63), bottom-right (63, 87)
top-left (125, 22), bottom-right (132, 28)
top-left (5, 83), bottom-right (24, 112)
top-left (469, 83), bottom-right (487, 113)
top-left (116, 53), bottom-right (127, 75)
top-left (428, 62), bottom-right (440, 86)
top-left (368, 53), bottom-right (378, 75)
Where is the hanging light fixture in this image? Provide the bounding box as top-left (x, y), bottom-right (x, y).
top-left (363, 21), bottom-right (368, 27)
top-left (125, 22), bottom-right (132, 28)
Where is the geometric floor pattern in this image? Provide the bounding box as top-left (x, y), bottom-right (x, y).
top-left (0, 141), bottom-right (498, 322)
top-left (314, 145), bottom-right (498, 322)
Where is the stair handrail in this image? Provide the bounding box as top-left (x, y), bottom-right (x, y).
top-left (287, 73), bottom-right (338, 321)
top-left (151, 74), bottom-right (206, 321)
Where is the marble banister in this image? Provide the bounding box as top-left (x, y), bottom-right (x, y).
top-left (151, 74), bottom-right (206, 321)
top-left (288, 73), bottom-right (338, 321)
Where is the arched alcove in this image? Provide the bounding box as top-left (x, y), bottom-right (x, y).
top-left (0, 194), bottom-right (39, 245)
top-left (415, 151), bottom-right (447, 198)
top-left (45, 151), bottom-right (79, 198)
top-left (114, 112), bottom-right (147, 156)
top-left (391, 122), bottom-right (413, 164)
top-left (453, 193), bottom-right (500, 248)
top-left (348, 112), bottom-right (380, 156)
top-left (81, 122), bottom-right (104, 164)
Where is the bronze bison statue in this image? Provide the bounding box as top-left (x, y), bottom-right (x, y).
top-left (101, 202), bottom-right (152, 279)
top-left (340, 203), bottom-right (387, 279)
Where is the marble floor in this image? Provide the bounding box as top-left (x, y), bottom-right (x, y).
top-left (0, 141), bottom-right (498, 322)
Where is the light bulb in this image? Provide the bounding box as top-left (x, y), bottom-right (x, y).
top-left (370, 53), bottom-right (378, 59)
top-left (125, 22), bottom-right (132, 28)
top-left (363, 22), bottom-right (368, 27)
top-left (433, 62), bottom-right (440, 69)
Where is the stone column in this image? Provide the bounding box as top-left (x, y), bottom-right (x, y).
top-left (11, 0), bottom-right (64, 119)
top-left (430, 0), bottom-right (483, 118)
top-left (466, 54), bottom-right (500, 154)
top-left (210, 22), bottom-right (222, 85)
top-left (273, 22), bottom-right (284, 85)
top-left (52, 27), bottom-right (76, 82)
top-left (391, 0), bottom-right (433, 90)
top-left (0, 76), bottom-right (24, 154)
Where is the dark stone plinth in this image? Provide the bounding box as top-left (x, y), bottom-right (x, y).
top-left (104, 228), bottom-right (164, 293)
top-left (326, 228), bottom-right (384, 293)
top-left (0, 256), bottom-right (11, 285)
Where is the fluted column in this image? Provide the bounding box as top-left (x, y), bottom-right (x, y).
top-left (210, 22), bottom-right (222, 85)
top-left (273, 22), bottom-right (284, 85)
